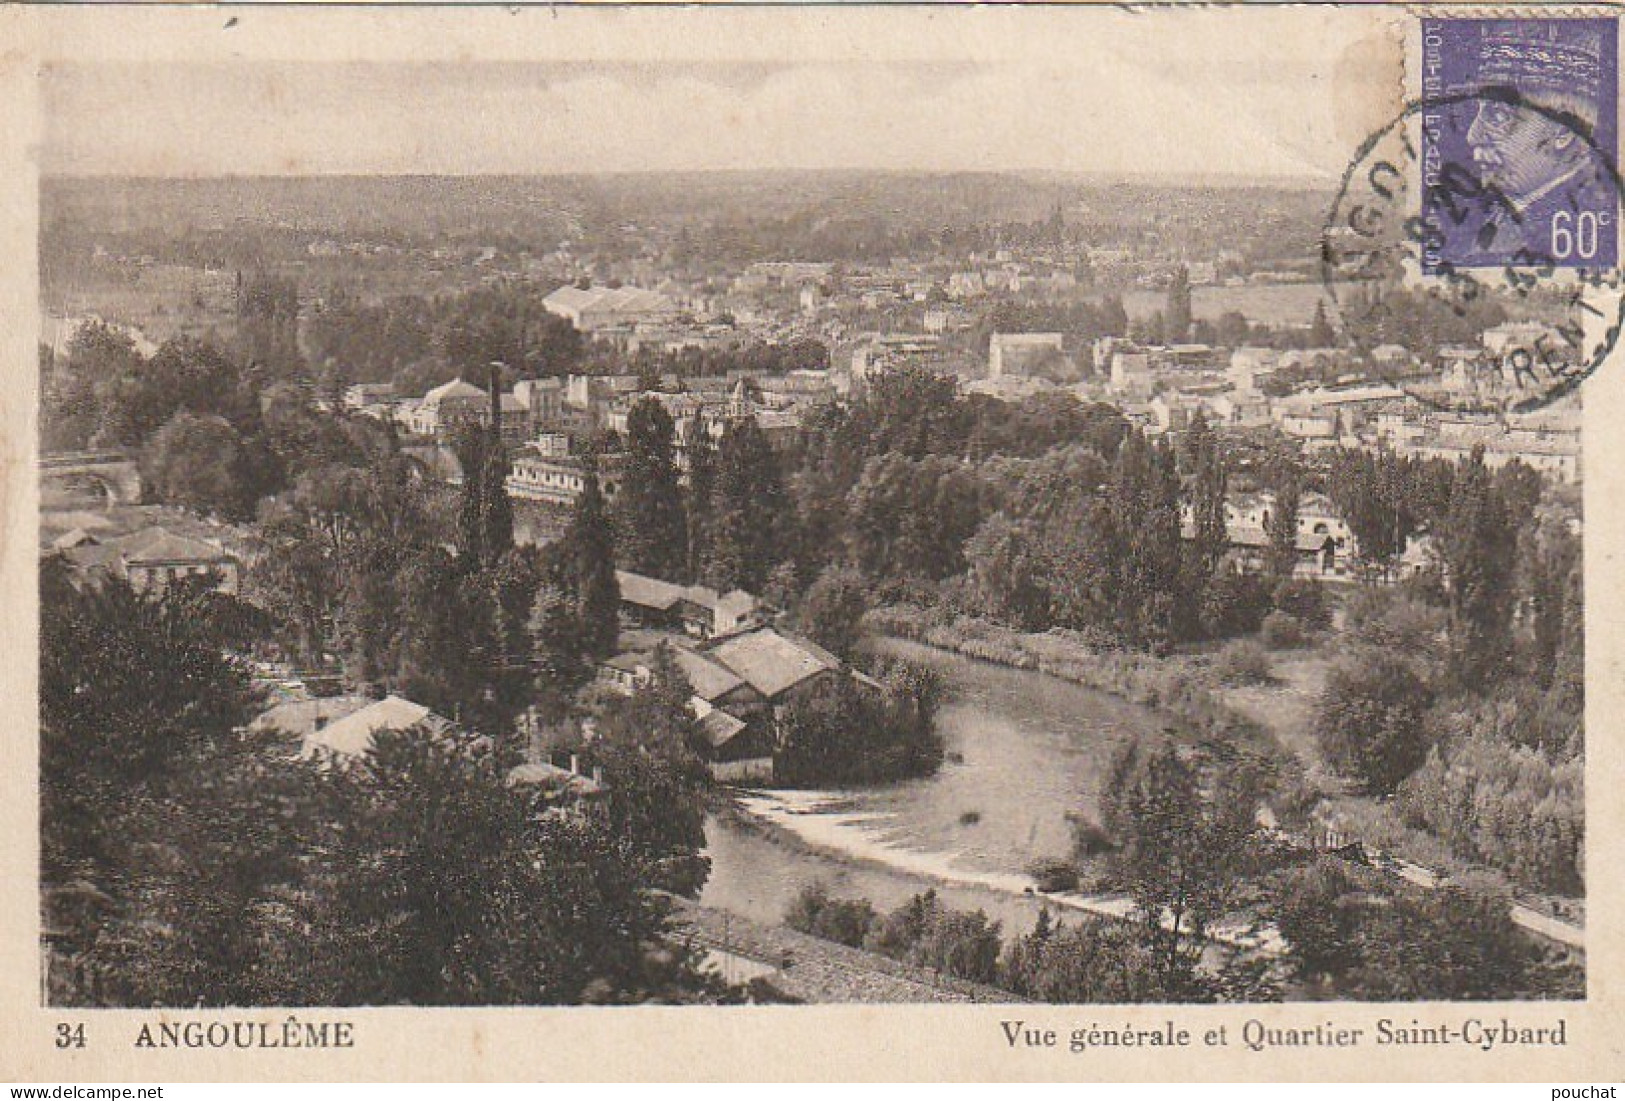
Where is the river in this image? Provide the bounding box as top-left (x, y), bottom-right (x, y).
top-left (698, 636), bottom-right (1169, 934)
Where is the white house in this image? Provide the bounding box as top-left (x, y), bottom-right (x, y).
top-left (542, 285), bottom-right (677, 333)
top-left (989, 332), bottom-right (1066, 379)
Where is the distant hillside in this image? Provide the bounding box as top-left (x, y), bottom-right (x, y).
top-left (43, 175), bottom-right (594, 246)
top-left (41, 170), bottom-right (1336, 271)
top-left (44, 171), bottom-right (1070, 242)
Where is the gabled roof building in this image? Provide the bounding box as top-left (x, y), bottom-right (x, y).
top-left (53, 526), bottom-right (241, 595)
top-left (298, 694), bottom-right (457, 763)
top-left (542, 284), bottom-right (678, 334)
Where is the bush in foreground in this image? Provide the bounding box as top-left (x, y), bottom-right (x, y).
top-left (1028, 858), bottom-right (1081, 893)
top-left (1214, 639), bottom-right (1274, 686)
top-left (1260, 610), bottom-right (1308, 650)
top-left (1314, 651), bottom-right (1434, 794)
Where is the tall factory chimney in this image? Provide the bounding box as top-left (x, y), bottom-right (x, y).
top-left (488, 361), bottom-right (503, 444)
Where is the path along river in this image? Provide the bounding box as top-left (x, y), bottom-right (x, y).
top-left (700, 637), bottom-right (1575, 956)
top-left (699, 636), bottom-right (1172, 936)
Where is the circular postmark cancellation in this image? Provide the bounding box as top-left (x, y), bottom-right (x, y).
top-left (1321, 87), bottom-right (1625, 414)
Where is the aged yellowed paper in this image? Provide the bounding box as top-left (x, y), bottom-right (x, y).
top-left (2, 3), bottom-right (1622, 1082)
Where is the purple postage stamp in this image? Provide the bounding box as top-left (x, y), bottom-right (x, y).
top-left (1421, 17), bottom-right (1619, 272)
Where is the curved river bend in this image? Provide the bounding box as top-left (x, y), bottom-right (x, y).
top-left (699, 636), bottom-right (1169, 934)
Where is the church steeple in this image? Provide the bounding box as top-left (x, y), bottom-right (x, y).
top-left (1048, 200), bottom-right (1066, 253)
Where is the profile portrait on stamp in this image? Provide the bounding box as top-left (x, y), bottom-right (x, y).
top-left (1424, 18), bottom-right (1619, 269)
top-left (12, 5), bottom-right (1618, 1084)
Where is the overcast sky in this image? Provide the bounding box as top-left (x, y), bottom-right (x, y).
top-left (40, 7), bottom-right (1400, 181)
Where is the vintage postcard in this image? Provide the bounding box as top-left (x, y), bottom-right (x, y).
top-left (2, 2), bottom-right (1623, 1082)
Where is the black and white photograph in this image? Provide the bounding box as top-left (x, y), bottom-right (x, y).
top-left (9, 3), bottom-right (1618, 1080)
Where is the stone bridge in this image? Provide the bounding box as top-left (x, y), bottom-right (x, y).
top-left (39, 451), bottom-right (142, 507)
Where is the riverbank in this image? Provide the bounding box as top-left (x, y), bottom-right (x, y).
top-left (860, 605), bottom-right (1585, 945)
top-left (708, 791), bottom-right (1281, 955)
top-left (1212, 641), bottom-right (1585, 936)
top-left (867, 605), bottom-right (1264, 744)
top-left (702, 800), bottom-right (1063, 938)
top-left (698, 640), bottom-right (1167, 931)
top-left (669, 894), bottom-right (1017, 1003)
top-left (865, 605), bottom-right (1313, 812)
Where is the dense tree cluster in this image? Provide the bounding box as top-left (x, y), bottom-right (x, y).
top-left (1271, 858), bottom-right (1574, 1000)
top-left (566, 463), bottom-right (623, 666)
top-left (301, 726), bottom-right (713, 1006)
top-left (963, 391), bottom-right (1129, 460)
top-left (602, 397), bottom-right (795, 594)
top-left (1339, 283), bottom-right (1510, 362)
top-left (304, 280), bottom-right (585, 397)
top-left (614, 399), bottom-right (687, 579)
top-left (1315, 648), bottom-right (1436, 795)
top-left (138, 411), bottom-right (269, 521)
top-left (234, 270), bottom-right (303, 378)
top-left (794, 567), bottom-right (871, 661)
top-left (788, 367), bottom-right (1209, 637)
top-left (779, 374), bottom-right (1301, 652)
top-left (561, 644), bottom-right (714, 897)
top-left (1308, 450), bottom-right (1583, 893)
top-left (1094, 736), bottom-right (1271, 998)
top-left (1323, 450), bottom-right (1437, 579)
top-left (703, 417), bottom-right (793, 592)
top-left (847, 454), bottom-right (987, 582)
top-left (785, 887), bottom-right (1003, 987)
top-left (43, 327), bottom-right (241, 453)
top-left (1402, 732), bottom-right (1583, 896)
top-left (955, 413), bottom-right (1274, 651)
top-left (249, 424), bottom-right (601, 744)
top-left (773, 657), bottom-right (945, 787)
top-left (788, 879), bottom-right (1267, 1004)
top-left (41, 323), bottom-right (406, 523)
top-left (1264, 469), bottom-right (1302, 581)
top-left (41, 567), bottom-right (718, 1006)
top-left (1000, 911), bottom-right (1167, 1003)
top-left (1392, 503), bottom-right (1582, 894)
top-left (453, 422), bottom-right (517, 572)
top-left (623, 337), bottom-right (830, 382)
